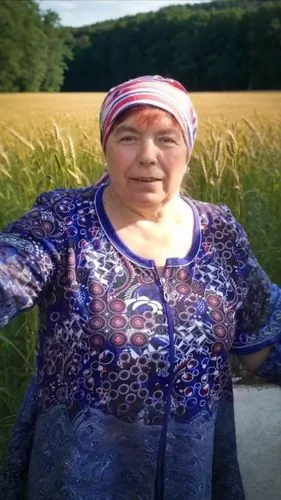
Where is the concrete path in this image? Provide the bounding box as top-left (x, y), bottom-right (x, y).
top-left (234, 385), bottom-right (281, 500)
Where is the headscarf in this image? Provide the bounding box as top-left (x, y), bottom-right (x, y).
top-left (100, 75), bottom-right (198, 150)
top-left (97, 75), bottom-right (198, 185)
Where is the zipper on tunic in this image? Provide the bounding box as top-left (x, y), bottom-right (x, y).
top-left (154, 272), bottom-right (176, 500)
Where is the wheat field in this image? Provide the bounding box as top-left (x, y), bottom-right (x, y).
top-left (0, 91), bottom-right (281, 458)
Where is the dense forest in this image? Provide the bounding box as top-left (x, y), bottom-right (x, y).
top-left (1, 0), bottom-right (281, 92)
top-left (0, 0), bottom-right (72, 91)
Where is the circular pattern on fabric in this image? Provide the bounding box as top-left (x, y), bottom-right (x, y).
top-left (109, 389), bottom-right (118, 400)
top-left (50, 312), bottom-right (60, 322)
top-left (216, 242), bottom-right (225, 252)
top-left (143, 311), bottom-right (153, 320)
top-left (210, 310), bottom-right (224, 322)
top-left (222, 250), bottom-right (232, 260)
top-left (108, 372), bottom-right (118, 382)
top-left (144, 321), bottom-right (154, 330)
top-left (176, 283), bottom-right (191, 295)
top-left (99, 350), bottom-right (115, 365)
top-left (31, 228), bottom-right (46, 239)
top-left (125, 393), bottom-right (137, 403)
top-left (176, 269), bottom-right (189, 281)
top-left (119, 370), bottom-right (130, 380)
top-left (137, 373), bottom-right (148, 383)
top-left (57, 270), bottom-right (76, 286)
top-left (206, 294), bottom-right (222, 308)
top-left (187, 359), bottom-right (198, 369)
top-left (109, 299), bottom-right (126, 313)
top-left (130, 315), bottom-right (145, 329)
top-left (137, 356), bottom-right (148, 366)
top-left (109, 332), bottom-right (127, 347)
top-left (41, 220), bottom-right (55, 234)
top-left (138, 388), bottom-right (149, 399)
top-left (215, 231), bottom-right (223, 240)
top-left (131, 332), bottom-right (148, 347)
top-left (88, 299), bottom-right (106, 314)
top-left (101, 381), bottom-right (111, 391)
top-left (89, 282), bottom-right (104, 296)
top-left (213, 324), bottom-right (227, 339)
top-left (130, 365), bottom-right (141, 376)
top-left (212, 341), bottom-right (224, 355)
top-left (88, 316), bottom-right (106, 331)
top-left (108, 315), bottom-right (127, 329)
top-left (118, 384), bottom-right (129, 395)
top-left (184, 387), bottom-right (193, 398)
top-left (181, 372), bottom-right (193, 382)
top-left (226, 310), bottom-right (235, 323)
top-left (117, 403), bottom-right (129, 414)
top-left (89, 334), bottom-right (105, 349)
top-left (119, 352), bottom-right (130, 363)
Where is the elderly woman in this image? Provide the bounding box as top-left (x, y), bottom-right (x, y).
top-left (0, 75), bottom-right (281, 499)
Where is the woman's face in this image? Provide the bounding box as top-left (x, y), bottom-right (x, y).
top-left (104, 108), bottom-right (190, 211)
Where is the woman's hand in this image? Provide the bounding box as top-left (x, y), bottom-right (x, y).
top-left (240, 345), bottom-right (273, 373)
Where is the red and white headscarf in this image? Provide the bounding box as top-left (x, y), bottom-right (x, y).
top-left (99, 75), bottom-right (198, 151)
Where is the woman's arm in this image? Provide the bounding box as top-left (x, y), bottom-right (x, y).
top-left (240, 345), bottom-right (273, 372)
top-left (0, 234), bottom-right (59, 328)
top-left (217, 206), bottom-right (281, 374)
top-left (0, 192), bottom-right (64, 328)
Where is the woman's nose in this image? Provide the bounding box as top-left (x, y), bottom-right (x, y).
top-left (138, 139), bottom-right (157, 165)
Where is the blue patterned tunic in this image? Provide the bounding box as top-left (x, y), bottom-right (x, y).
top-left (1, 183), bottom-right (281, 500)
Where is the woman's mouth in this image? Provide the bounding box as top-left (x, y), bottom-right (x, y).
top-left (131, 177), bottom-right (161, 182)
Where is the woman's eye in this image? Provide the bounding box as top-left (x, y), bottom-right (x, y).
top-left (120, 135), bottom-right (136, 142)
top-left (160, 136), bottom-right (176, 144)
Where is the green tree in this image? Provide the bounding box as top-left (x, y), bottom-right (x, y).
top-left (0, 0), bottom-right (72, 92)
top-left (62, 0), bottom-right (281, 92)
top-left (40, 11), bottom-right (73, 92)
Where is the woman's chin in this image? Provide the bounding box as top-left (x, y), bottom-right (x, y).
top-left (128, 191), bottom-right (165, 206)
top-left (127, 180), bottom-right (165, 198)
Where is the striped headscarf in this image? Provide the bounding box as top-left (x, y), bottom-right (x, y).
top-left (99, 75), bottom-right (198, 152)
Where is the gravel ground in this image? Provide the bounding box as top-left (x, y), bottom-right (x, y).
top-left (234, 385), bottom-right (281, 500)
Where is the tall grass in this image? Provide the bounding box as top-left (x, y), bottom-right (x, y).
top-left (0, 92), bottom-right (281, 460)
top-left (189, 117), bottom-right (281, 279)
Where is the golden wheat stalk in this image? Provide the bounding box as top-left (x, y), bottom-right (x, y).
top-left (68, 135), bottom-right (76, 167)
top-left (53, 121), bottom-right (61, 142)
top-left (0, 164), bottom-right (12, 179)
top-left (242, 117), bottom-right (264, 147)
top-left (0, 146), bottom-right (10, 167)
top-left (226, 130), bottom-right (238, 154)
top-left (6, 128), bottom-right (35, 151)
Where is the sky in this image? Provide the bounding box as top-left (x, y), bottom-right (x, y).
top-left (38, 1), bottom-right (209, 28)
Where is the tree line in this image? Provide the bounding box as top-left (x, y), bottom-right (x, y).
top-left (1, 0), bottom-right (281, 92)
top-left (0, 0), bottom-right (72, 91)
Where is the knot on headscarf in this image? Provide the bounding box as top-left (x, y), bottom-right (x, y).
top-left (99, 75), bottom-right (198, 152)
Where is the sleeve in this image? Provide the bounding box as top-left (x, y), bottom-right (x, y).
top-left (218, 206), bottom-right (281, 355)
top-left (0, 192), bottom-right (65, 328)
